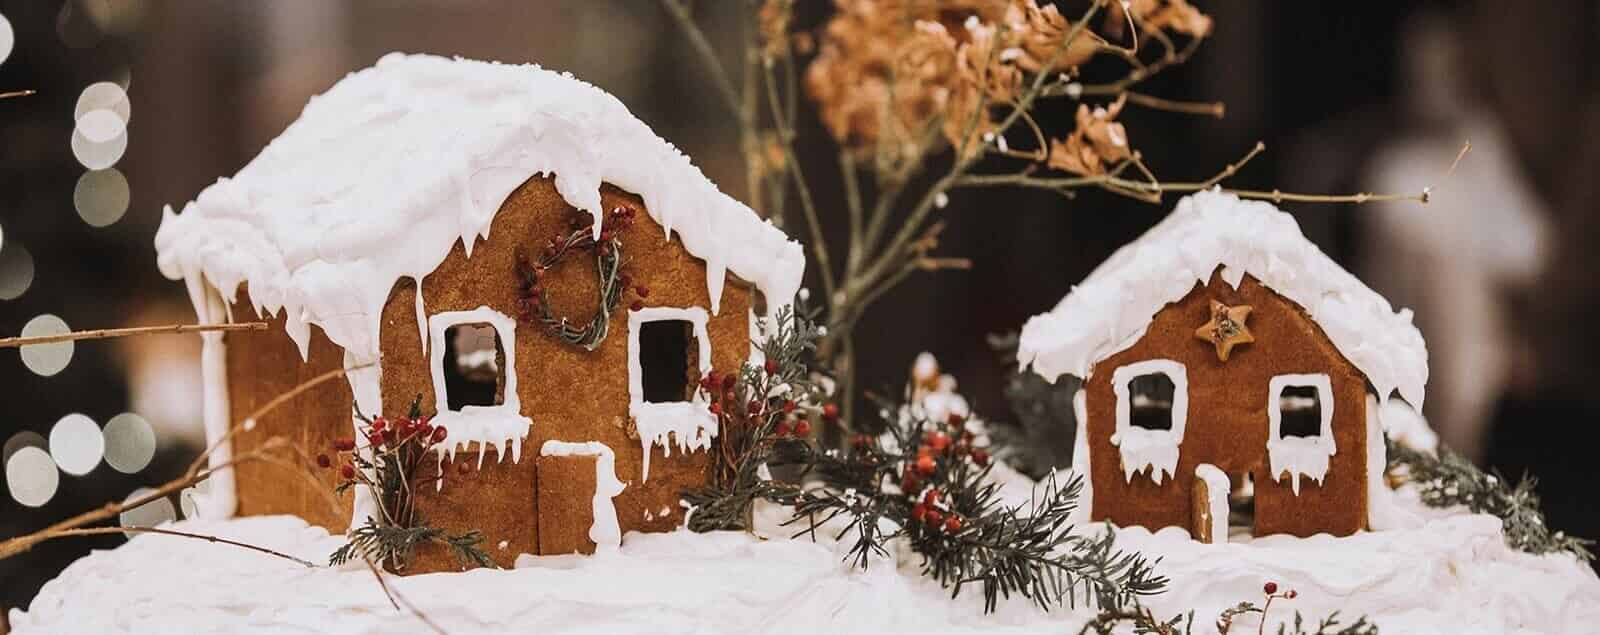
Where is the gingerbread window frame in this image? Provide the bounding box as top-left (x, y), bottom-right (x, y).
top-left (627, 306), bottom-right (717, 481)
top-left (1110, 359), bottom-right (1188, 484)
top-left (1265, 373), bottom-right (1336, 495)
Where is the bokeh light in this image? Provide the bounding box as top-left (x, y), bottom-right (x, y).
top-left (0, 241), bottom-right (33, 300)
top-left (70, 126), bottom-right (127, 170)
top-left (6, 446), bottom-right (59, 507)
top-left (102, 412), bottom-right (155, 474)
top-left (75, 108), bottom-right (126, 142)
top-left (74, 81), bottom-right (130, 122)
top-left (3, 430), bottom-right (47, 464)
top-left (119, 487), bottom-right (176, 532)
top-left (48, 413), bottom-right (103, 476)
top-left (0, 13), bottom-right (13, 66)
top-left (73, 168), bottom-right (130, 227)
top-left (19, 314), bottom-right (74, 376)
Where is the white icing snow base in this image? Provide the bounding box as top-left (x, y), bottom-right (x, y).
top-left (1018, 189), bottom-right (1428, 410)
top-left (14, 485), bottom-right (1600, 634)
top-left (540, 441), bottom-right (626, 550)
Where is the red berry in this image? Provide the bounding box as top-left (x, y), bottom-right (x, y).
top-left (852, 433), bottom-right (872, 449)
top-left (333, 439), bottom-right (355, 452)
top-left (782, 400), bottom-right (797, 414)
top-left (793, 419), bottom-right (812, 437)
top-left (922, 488), bottom-right (940, 506)
top-left (900, 473), bottom-right (921, 494)
top-left (947, 413), bottom-right (963, 428)
top-left (709, 401), bottom-right (722, 416)
top-left (704, 370), bottom-right (720, 390)
top-left (721, 374), bottom-right (737, 391)
top-left (747, 400), bottom-right (764, 416)
top-left (1285, 590), bottom-right (1298, 599)
top-left (775, 420), bottom-right (791, 437)
top-left (926, 431), bottom-right (951, 452)
top-left (340, 465), bottom-right (355, 479)
top-left (972, 448), bottom-right (990, 467)
top-left (370, 417), bottom-right (386, 432)
top-left (915, 454), bottom-right (936, 476)
top-left (316, 454), bottom-right (331, 468)
top-left (618, 274), bottom-right (632, 289)
top-left (911, 502), bottom-right (929, 522)
top-left (925, 509), bottom-right (944, 527)
top-left (943, 515), bottom-right (963, 534)
top-left (822, 402), bottom-right (840, 421)
top-left (431, 426), bottom-right (448, 443)
top-left (630, 301), bottom-right (644, 312)
top-left (369, 430), bottom-right (387, 446)
top-left (1263, 581), bottom-right (1278, 595)
top-left (764, 359), bottom-right (779, 375)
top-left (635, 285), bottom-right (650, 298)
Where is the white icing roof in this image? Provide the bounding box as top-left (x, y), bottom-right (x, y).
top-left (1018, 190), bottom-right (1427, 408)
top-left (155, 53), bottom-right (804, 360)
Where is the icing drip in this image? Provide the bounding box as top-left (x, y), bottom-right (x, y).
top-left (630, 402), bottom-right (717, 483)
top-left (426, 308), bottom-right (532, 483)
top-left (1264, 374), bottom-right (1336, 495)
top-left (540, 441), bottom-right (626, 551)
top-left (1193, 463), bottom-right (1229, 544)
top-left (1109, 359), bottom-right (1188, 484)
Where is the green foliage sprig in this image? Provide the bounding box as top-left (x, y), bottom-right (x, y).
top-left (1386, 440), bottom-right (1594, 561)
top-left (327, 396), bottom-right (495, 571)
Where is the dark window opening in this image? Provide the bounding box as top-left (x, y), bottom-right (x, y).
top-left (1127, 372), bottom-right (1175, 431)
top-left (443, 323), bottom-right (505, 410)
top-left (1278, 385), bottom-right (1322, 438)
top-left (639, 319), bottom-right (698, 403)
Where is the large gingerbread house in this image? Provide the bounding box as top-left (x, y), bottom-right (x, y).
top-left (1017, 190), bottom-right (1427, 542)
top-left (154, 53), bottom-right (804, 569)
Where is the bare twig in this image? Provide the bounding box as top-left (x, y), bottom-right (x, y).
top-left (1199, 141), bottom-right (1265, 188)
top-left (45, 526), bottom-right (316, 567)
top-left (0, 90), bottom-right (36, 100)
top-left (362, 557), bottom-right (450, 634)
top-left (661, 0), bottom-right (747, 126)
top-left (1122, 91), bottom-right (1225, 117)
top-left (0, 322), bottom-right (267, 349)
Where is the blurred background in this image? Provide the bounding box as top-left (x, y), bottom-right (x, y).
top-left (2, 0), bottom-right (1597, 614)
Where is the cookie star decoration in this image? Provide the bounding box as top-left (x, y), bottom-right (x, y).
top-left (1195, 300), bottom-right (1254, 362)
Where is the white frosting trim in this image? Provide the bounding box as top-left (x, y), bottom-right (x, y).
top-left (1193, 463), bottom-right (1229, 544)
top-left (1110, 359), bottom-right (1188, 484)
top-left (626, 306), bottom-right (717, 482)
top-left (1265, 373), bottom-right (1335, 495)
top-left (193, 277), bottom-right (236, 519)
top-left (1068, 390), bottom-right (1091, 526)
top-left (153, 53), bottom-right (804, 378)
top-left (540, 440), bottom-right (626, 551)
top-left (1018, 189), bottom-right (1427, 411)
top-left (427, 307), bottom-right (532, 474)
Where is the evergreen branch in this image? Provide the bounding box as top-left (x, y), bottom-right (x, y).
top-left (1387, 440), bottom-right (1594, 561)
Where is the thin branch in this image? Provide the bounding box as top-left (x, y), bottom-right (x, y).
top-left (764, 57), bottom-right (837, 299)
top-left (1122, 91), bottom-right (1225, 118)
top-left (840, 152), bottom-right (865, 273)
top-left (0, 322), bottom-right (267, 349)
top-left (44, 526), bottom-right (316, 567)
top-left (661, 0), bottom-right (748, 126)
top-left (952, 171), bottom-right (1430, 205)
top-left (1199, 141), bottom-right (1265, 188)
top-left (0, 90), bottom-right (37, 100)
top-left (363, 557), bottom-right (450, 635)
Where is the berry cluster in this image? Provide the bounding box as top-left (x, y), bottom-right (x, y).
top-left (893, 413), bottom-right (990, 536)
top-left (697, 362), bottom-right (832, 441)
top-left (319, 413), bottom-right (447, 486)
top-left (515, 206), bottom-right (647, 351)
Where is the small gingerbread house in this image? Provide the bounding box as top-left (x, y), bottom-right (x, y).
top-left (1017, 190), bottom-right (1427, 542)
top-left (154, 54), bottom-right (804, 569)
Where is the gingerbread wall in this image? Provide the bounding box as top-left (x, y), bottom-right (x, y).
top-left (377, 176), bottom-right (752, 572)
top-left (1083, 270), bottom-right (1369, 538)
top-left (224, 286), bottom-right (356, 534)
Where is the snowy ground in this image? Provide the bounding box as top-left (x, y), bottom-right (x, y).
top-left (12, 472), bottom-right (1600, 634)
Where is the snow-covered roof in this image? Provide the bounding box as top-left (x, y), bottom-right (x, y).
top-left (1017, 190), bottom-right (1427, 408)
top-left (155, 53), bottom-right (804, 361)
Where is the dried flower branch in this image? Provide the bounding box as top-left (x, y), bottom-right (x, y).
top-left (667, 0), bottom-right (1433, 428)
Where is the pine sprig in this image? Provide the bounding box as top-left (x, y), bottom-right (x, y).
top-left (325, 396), bottom-right (495, 570)
top-left (681, 304), bottom-right (826, 532)
top-left (1386, 439), bottom-right (1594, 561)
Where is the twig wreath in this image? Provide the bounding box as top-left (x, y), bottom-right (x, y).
top-left (516, 206), bottom-right (648, 351)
